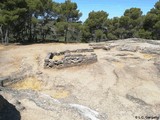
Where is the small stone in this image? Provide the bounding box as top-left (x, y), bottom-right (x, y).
top-left (103, 46), bottom-right (111, 51)
top-left (36, 71), bottom-right (43, 75)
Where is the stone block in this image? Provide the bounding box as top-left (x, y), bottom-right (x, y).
top-left (44, 49), bottom-right (98, 69)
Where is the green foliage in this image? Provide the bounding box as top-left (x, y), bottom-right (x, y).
top-left (95, 30), bottom-right (106, 42)
top-left (0, 0), bottom-right (28, 44)
top-left (84, 10), bottom-right (108, 41)
top-left (1, 0), bottom-right (160, 44)
top-left (119, 8), bottom-right (143, 38)
top-left (143, 13), bottom-right (158, 30)
top-left (85, 11), bottom-right (108, 30)
top-left (81, 25), bottom-right (91, 42)
top-left (60, 0), bottom-right (82, 22)
top-left (136, 29), bottom-right (152, 39)
top-left (124, 8), bottom-right (142, 20)
top-left (142, 0), bottom-right (160, 39)
top-left (107, 33), bottom-right (118, 40)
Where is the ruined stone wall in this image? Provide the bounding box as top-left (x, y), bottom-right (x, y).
top-left (44, 49), bottom-right (97, 69)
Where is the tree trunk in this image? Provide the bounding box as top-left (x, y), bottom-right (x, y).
top-left (29, 20), bottom-right (32, 42)
top-left (42, 30), bottom-right (45, 42)
top-left (4, 29), bottom-right (9, 45)
top-left (28, 13), bottom-right (32, 43)
top-left (0, 25), bottom-right (4, 44)
top-left (64, 29), bottom-right (68, 42)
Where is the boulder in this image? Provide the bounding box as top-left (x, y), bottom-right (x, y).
top-left (44, 52), bottom-right (53, 62)
top-left (0, 77), bottom-right (10, 87)
top-left (103, 46), bottom-right (111, 51)
top-left (140, 47), bottom-right (160, 55)
top-left (118, 45), bottom-right (138, 52)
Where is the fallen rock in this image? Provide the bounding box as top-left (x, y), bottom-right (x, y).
top-left (44, 52), bottom-right (54, 62)
top-left (140, 47), bottom-right (160, 55)
top-left (36, 71), bottom-right (43, 75)
top-left (118, 45), bottom-right (138, 52)
top-left (89, 43), bottom-right (106, 49)
top-left (103, 46), bottom-right (111, 51)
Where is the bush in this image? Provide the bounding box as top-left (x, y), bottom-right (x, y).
top-left (137, 29), bottom-right (152, 39)
top-left (107, 33), bottom-right (118, 40)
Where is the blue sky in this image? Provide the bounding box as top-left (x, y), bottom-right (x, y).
top-left (54, 0), bottom-right (158, 22)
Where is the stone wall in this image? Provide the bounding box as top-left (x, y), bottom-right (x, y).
top-left (44, 49), bottom-right (97, 69)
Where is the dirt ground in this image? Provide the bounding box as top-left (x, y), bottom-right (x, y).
top-left (0, 39), bottom-right (160, 120)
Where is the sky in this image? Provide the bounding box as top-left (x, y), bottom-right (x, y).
top-left (54, 0), bottom-right (158, 22)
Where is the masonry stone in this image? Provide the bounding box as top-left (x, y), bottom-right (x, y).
top-left (44, 49), bottom-right (97, 69)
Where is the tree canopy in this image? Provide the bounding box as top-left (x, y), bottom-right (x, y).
top-left (0, 0), bottom-right (160, 44)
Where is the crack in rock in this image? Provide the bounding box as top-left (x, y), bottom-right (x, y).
top-left (126, 94), bottom-right (149, 106)
top-left (69, 104), bottom-right (104, 120)
top-left (1, 88), bottom-right (107, 120)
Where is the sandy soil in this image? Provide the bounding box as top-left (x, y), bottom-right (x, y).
top-left (0, 39), bottom-right (160, 120)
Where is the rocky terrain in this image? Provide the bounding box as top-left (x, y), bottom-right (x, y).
top-left (0, 38), bottom-right (160, 120)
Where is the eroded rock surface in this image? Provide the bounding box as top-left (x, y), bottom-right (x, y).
top-left (0, 38), bottom-right (160, 120)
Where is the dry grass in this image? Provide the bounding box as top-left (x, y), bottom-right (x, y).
top-left (52, 55), bottom-right (64, 61)
top-left (0, 44), bottom-right (17, 52)
top-left (42, 90), bottom-right (70, 99)
top-left (112, 61), bottom-right (124, 68)
top-left (142, 54), bottom-right (155, 59)
top-left (11, 77), bottom-right (42, 91)
top-left (11, 76), bottom-right (70, 98)
top-left (51, 90), bottom-right (70, 99)
top-left (0, 45), bottom-right (4, 51)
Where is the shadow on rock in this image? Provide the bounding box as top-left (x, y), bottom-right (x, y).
top-left (0, 95), bottom-right (21, 120)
